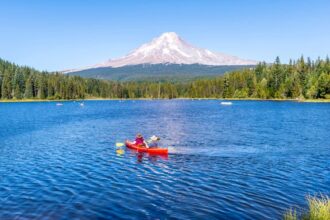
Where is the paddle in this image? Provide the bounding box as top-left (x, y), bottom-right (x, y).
top-left (116, 142), bottom-right (124, 147)
top-left (116, 148), bottom-right (125, 156)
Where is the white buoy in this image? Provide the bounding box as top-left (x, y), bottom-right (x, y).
top-left (220, 101), bottom-right (233, 105)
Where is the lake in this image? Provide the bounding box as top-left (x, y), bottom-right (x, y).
top-left (0, 100), bottom-right (329, 219)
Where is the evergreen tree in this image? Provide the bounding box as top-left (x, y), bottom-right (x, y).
top-left (0, 57), bottom-right (329, 101)
top-left (24, 75), bottom-right (34, 99)
top-left (317, 72), bottom-right (330, 98)
top-left (1, 69), bottom-right (12, 99)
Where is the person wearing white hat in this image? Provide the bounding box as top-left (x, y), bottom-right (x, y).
top-left (147, 135), bottom-right (161, 148)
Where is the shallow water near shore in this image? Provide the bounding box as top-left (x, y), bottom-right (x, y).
top-left (0, 100), bottom-right (329, 219)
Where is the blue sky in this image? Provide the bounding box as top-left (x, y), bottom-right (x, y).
top-left (1, 0), bottom-right (329, 71)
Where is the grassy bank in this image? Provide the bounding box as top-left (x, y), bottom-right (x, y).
top-left (0, 99), bottom-right (78, 103)
top-left (284, 195), bottom-right (330, 220)
top-left (297, 99), bottom-right (330, 103)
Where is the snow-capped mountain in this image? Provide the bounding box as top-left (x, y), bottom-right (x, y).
top-left (94, 32), bottom-right (257, 68)
top-left (66, 32), bottom-right (257, 73)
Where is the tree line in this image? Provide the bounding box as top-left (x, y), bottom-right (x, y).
top-left (0, 56), bottom-right (329, 100)
top-left (187, 56), bottom-right (330, 99)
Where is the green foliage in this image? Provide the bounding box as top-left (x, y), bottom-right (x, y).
top-left (0, 57), bottom-right (329, 100)
top-left (305, 195), bottom-right (330, 220)
top-left (284, 195), bottom-right (330, 220)
top-left (317, 72), bottom-right (330, 98)
top-left (177, 57), bottom-right (330, 99)
top-left (284, 209), bottom-right (298, 220)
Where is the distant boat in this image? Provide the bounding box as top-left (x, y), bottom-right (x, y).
top-left (56, 103), bottom-right (63, 106)
top-left (80, 102), bottom-right (84, 106)
top-left (220, 101), bottom-right (233, 105)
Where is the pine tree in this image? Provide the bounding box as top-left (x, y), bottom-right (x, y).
top-left (24, 75), bottom-right (34, 99)
top-left (1, 70), bottom-right (12, 99)
top-left (317, 72), bottom-right (330, 98)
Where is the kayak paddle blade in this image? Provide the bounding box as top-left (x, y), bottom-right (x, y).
top-left (116, 143), bottom-right (124, 147)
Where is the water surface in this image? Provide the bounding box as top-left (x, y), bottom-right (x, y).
top-left (0, 100), bottom-right (329, 219)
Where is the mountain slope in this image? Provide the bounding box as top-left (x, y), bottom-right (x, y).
top-left (69, 64), bottom-right (255, 82)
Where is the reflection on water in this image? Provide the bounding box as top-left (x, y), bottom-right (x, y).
top-left (124, 148), bottom-right (169, 163)
top-left (116, 148), bottom-right (125, 156)
top-left (0, 100), bottom-right (329, 219)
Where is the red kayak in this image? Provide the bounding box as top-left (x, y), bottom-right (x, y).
top-left (125, 141), bottom-right (168, 155)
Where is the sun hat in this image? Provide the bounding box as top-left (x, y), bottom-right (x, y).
top-left (150, 135), bottom-right (160, 141)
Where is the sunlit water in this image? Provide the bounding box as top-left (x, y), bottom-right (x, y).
top-left (0, 100), bottom-right (329, 219)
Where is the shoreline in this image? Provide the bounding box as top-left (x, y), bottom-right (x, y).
top-left (0, 98), bottom-right (329, 103)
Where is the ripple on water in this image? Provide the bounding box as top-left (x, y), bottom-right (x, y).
top-left (0, 100), bottom-right (329, 219)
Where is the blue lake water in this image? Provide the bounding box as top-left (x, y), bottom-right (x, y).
top-left (0, 100), bottom-right (329, 219)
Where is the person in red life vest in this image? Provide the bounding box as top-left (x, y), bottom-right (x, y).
top-left (132, 133), bottom-right (148, 147)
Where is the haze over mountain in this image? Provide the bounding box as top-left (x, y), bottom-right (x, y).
top-left (67, 32), bottom-right (258, 81)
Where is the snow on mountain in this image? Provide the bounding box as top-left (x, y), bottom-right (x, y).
top-left (65, 32), bottom-right (257, 72)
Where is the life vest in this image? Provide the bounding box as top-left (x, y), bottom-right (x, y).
top-left (135, 137), bottom-right (144, 145)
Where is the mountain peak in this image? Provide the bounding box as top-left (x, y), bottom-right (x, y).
top-left (160, 32), bottom-right (179, 37)
top-left (72, 32), bottom-right (258, 70)
top-left (157, 32), bottom-right (181, 42)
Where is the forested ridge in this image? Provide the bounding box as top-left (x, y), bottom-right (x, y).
top-left (68, 63), bottom-right (255, 82)
top-left (0, 57), bottom-right (329, 100)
